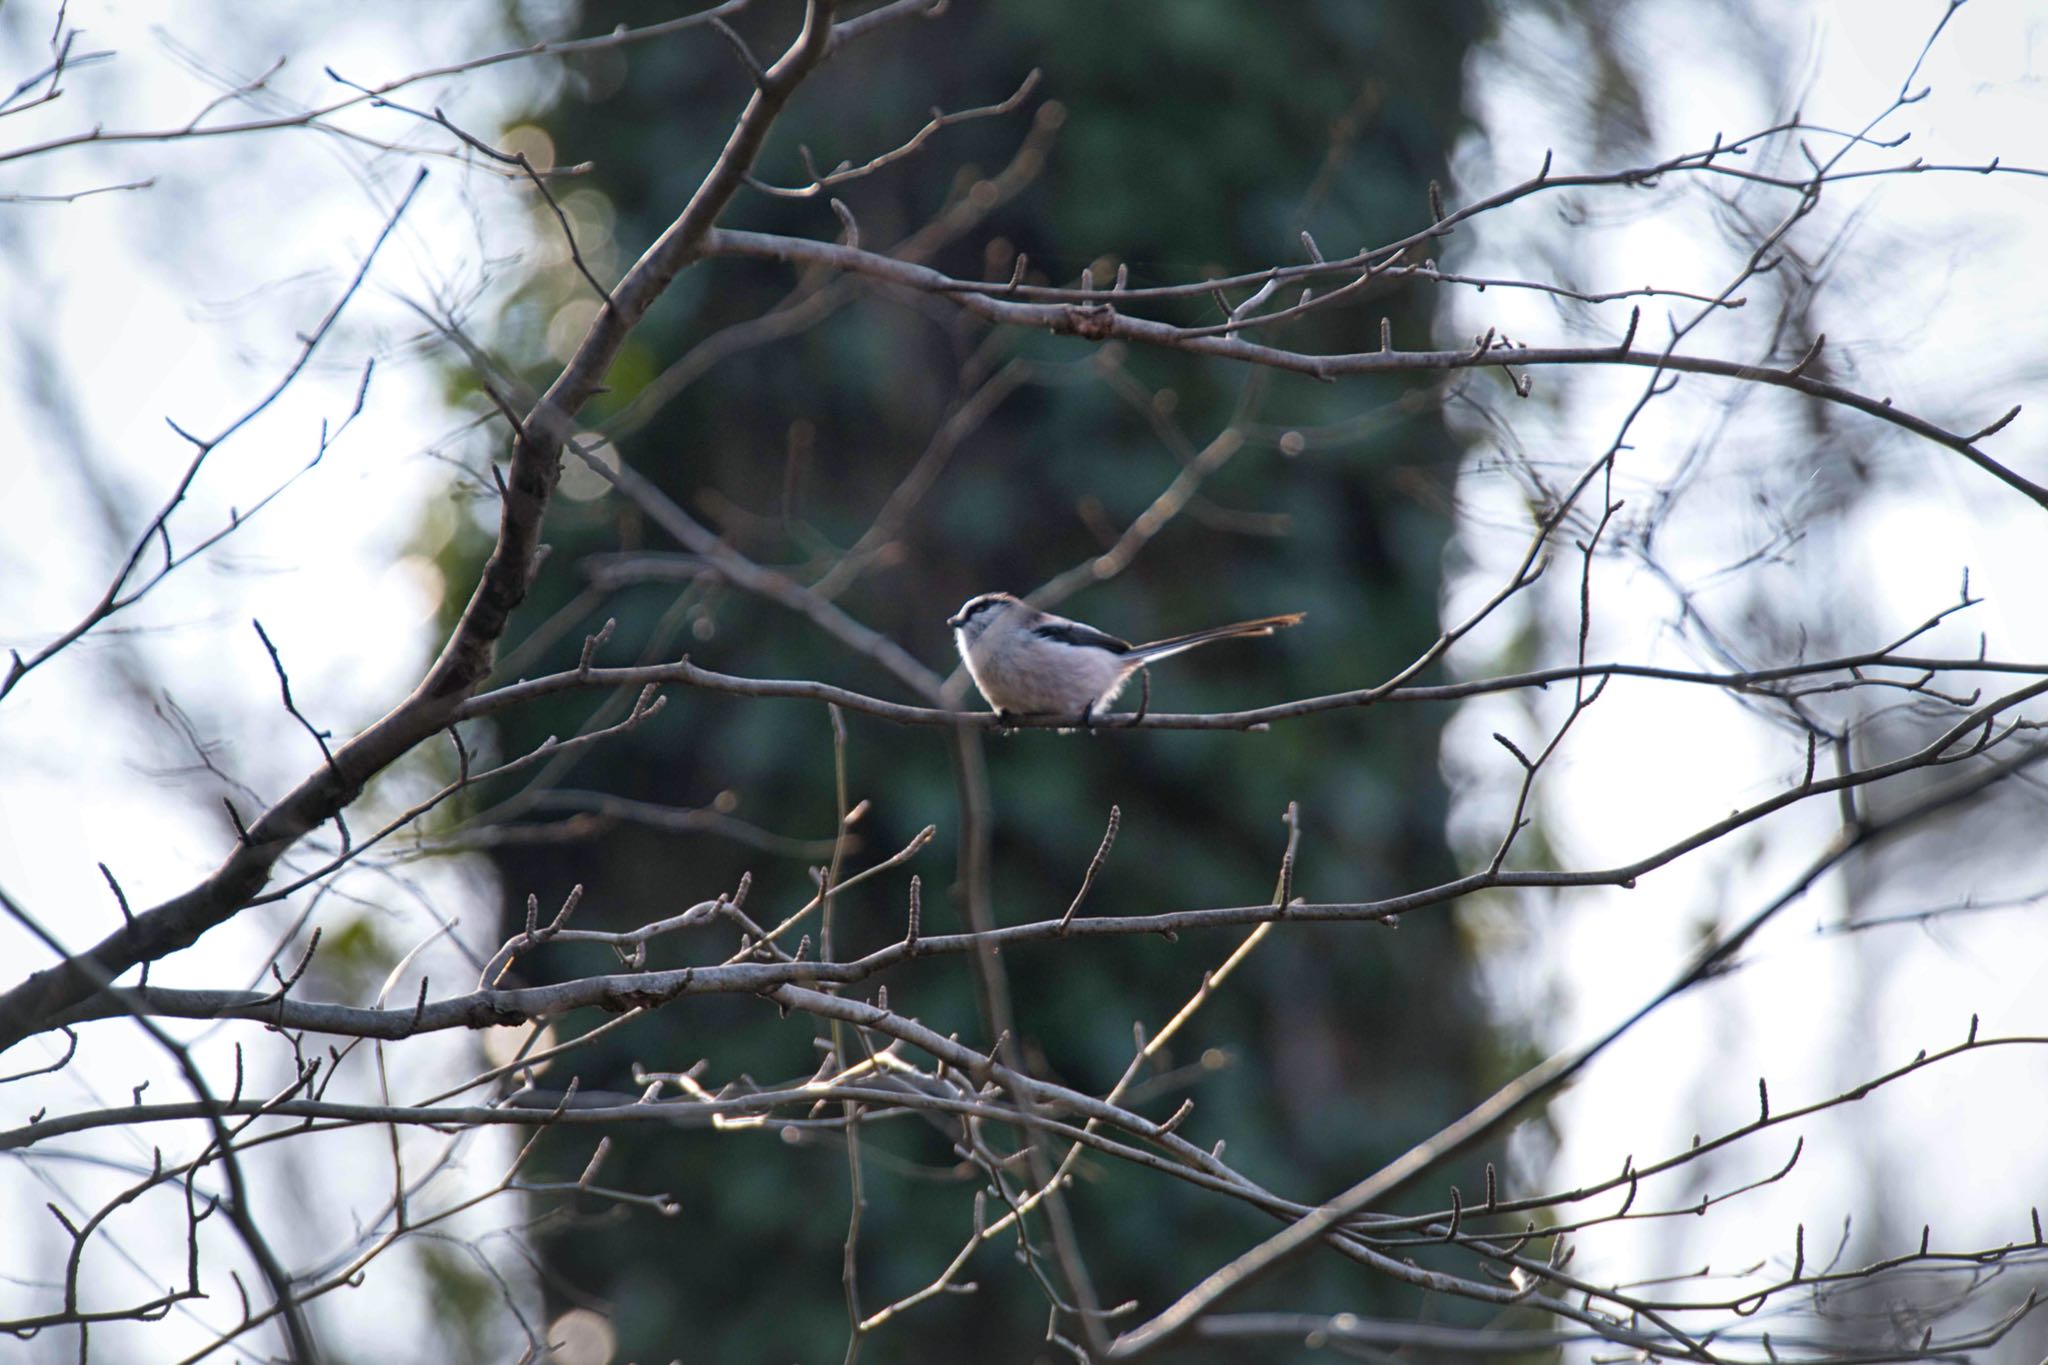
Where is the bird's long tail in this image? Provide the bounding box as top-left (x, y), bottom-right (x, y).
top-left (1127, 613), bottom-right (1304, 665)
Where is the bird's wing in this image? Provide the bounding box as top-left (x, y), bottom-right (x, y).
top-left (1030, 619), bottom-right (1133, 654)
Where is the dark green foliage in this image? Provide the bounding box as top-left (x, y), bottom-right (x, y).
top-left (447, 1), bottom-right (1506, 1357)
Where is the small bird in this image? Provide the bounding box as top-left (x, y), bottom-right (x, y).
top-left (948, 592), bottom-right (1304, 725)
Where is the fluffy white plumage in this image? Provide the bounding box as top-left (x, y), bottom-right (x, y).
top-left (947, 592), bottom-right (1303, 723)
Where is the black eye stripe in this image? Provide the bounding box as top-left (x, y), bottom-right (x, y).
top-left (949, 595), bottom-right (1005, 630)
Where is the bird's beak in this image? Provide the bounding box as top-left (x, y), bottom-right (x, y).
top-left (946, 611), bottom-right (967, 629)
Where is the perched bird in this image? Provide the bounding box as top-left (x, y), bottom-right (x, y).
top-left (947, 592), bottom-right (1303, 725)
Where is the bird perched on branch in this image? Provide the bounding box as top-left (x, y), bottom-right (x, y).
top-left (948, 592), bottom-right (1303, 726)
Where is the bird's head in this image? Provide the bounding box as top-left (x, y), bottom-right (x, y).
top-left (947, 592), bottom-right (1021, 637)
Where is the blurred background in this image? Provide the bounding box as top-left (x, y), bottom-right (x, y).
top-left (455, 2), bottom-right (1489, 1358)
top-left (2, 1), bottom-right (2045, 1361)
